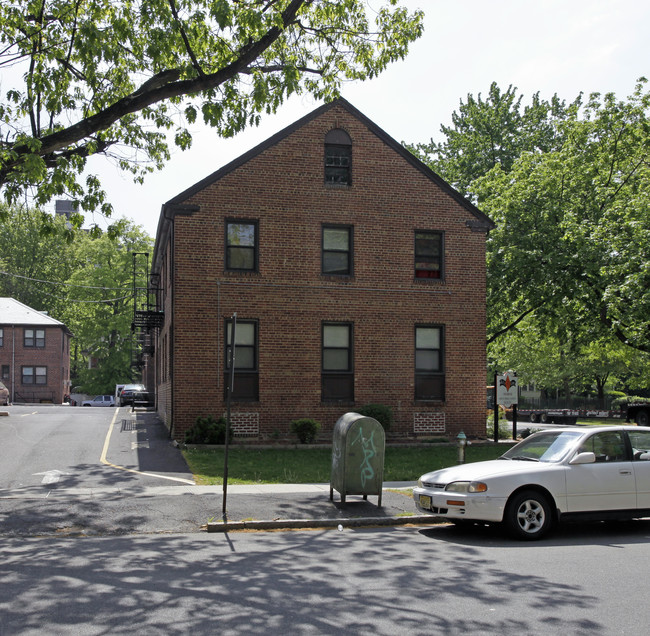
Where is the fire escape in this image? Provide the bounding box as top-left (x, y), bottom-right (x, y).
top-left (131, 253), bottom-right (163, 377)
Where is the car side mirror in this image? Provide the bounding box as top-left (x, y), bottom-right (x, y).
top-left (570, 451), bottom-right (596, 465)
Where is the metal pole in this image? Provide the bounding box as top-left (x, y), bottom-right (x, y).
top-left (222, 312), bottom-right (237, 517)
top-left (494, 373), bottom-right (499, 444)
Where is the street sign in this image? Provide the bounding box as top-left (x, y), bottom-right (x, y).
top-left (496, 371), bottom-right (518, 407)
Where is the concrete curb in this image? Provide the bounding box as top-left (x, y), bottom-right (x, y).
top-left (206, 515), bottom-right (437, 533)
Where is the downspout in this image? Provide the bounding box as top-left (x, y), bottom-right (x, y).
top-left (169, 218), bottom-right (175, 440)
top-left (11, 325), bottom-right (15, 403)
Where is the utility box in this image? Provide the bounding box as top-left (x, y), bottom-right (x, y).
top-left (330, 412), bottom-right (385, 507)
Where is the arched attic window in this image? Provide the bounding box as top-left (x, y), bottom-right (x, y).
top-left (324, 128), bottom-right (352, 186)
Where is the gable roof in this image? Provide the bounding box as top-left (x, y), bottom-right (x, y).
top-left (0, 297), bottom-right (67, 327)
top-left (153, 98), bottom-right (495, 271)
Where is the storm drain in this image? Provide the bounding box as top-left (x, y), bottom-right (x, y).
top-left (121, 420), bottom-right (145, 432)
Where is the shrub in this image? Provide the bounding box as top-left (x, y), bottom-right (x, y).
top-left (290, 418), bottom-right (322, 444)
top-left (486, 420), bottom-right (512, 440)
top-left (356, 403), bottom-right (393, 431)
top-left (185, 416), bottom-right (232, 445)
top-left (612, 395), bottom-right (650, 410)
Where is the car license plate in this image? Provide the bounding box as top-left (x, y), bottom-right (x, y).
top-left (419, 494), bottom-right (432, 510)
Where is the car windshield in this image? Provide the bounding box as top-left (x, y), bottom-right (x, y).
top-left (500, 430), bottom-right (584, 463)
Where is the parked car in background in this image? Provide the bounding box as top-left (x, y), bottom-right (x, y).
top-left (414, 426), bottom-right (650, 540)
top-left (119, 384), bottom-right (149, 407)
top-left (0, 381), bottom-right (9, 406)
top-left (82, 395), bottom-right (116, 407)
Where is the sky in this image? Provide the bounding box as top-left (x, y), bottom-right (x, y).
top-left (74, 0), bottom-right (650, 239)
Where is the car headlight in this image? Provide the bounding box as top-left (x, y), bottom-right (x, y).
top-left (445, 481), bottom-right (487, 493)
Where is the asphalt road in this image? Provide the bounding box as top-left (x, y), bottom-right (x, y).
top-left (0, 404), bottom-right (193, 491)
top-left (2, 405), bottom-right (650, 634)
top-left (2, 521), bottom-right (650, 635)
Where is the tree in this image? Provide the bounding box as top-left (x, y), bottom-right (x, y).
top-left (63, 222), bottom-right (153, 393)
top-left (0, 0), bottom-right (423, 223)
top-left (413, 80), bottom-right (650, 395)
top-left (0, 202), bottom-right (153, 393)
top-left (0, 203), bottom-right (78, 316)
top-left (408, 82), bottom-right (579, 198)
top-left (490, 313), bottom-right (650, 406)
top-left (476, 80), bottom-right (650, 353)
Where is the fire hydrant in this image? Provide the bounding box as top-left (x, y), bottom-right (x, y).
top-left (457, 431), bottom-right (468, 464)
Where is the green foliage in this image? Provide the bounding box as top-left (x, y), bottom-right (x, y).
top-left (0, 204), bottom-right (153, 394)
top-left (409, 82), bottom-right (579, 198)
top-left (411, 79), bottom-right (650, 396)
top-left (486, 419), bottom-right (513, 440)
top-left (0, 204), bottom-right (78, 315)
top-left (290, 418), bottom-right (322, 444)
top-left (185, 416), bottom-right (232, 445)
top-left (0, 1), bottom-right (423, 218)
top-left (356, 403), bottom-right (393, 431)
top-left (612, 396), bottom-right (650, 410)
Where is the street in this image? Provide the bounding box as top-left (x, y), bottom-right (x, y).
top-left (2, 522), bottom-right (650, 635)
top-left (1, 406), bottom-right (650, 635)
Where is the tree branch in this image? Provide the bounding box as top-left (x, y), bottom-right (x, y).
top-left (2, 0), bottom-right (307, 171)
top-left (167, 0), bottom-right (205, 77)
top-left (487, 302), bottom-right (544, 345)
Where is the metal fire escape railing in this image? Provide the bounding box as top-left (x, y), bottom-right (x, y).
top-left (131, 253), bottom-right (163, 373)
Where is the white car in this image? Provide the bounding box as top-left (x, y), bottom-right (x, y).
top-left (82, 395), bottom-right (116, 407)
top-left (414, 426), bottom-right (650, 540)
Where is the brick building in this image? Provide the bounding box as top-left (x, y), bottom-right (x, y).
top-left (150, 99), bottom-right (495, 442)
top-left (0, 298), bottom-right (72, 403)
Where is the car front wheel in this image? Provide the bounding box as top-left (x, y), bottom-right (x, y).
top-left (504, 490), bottom-right (554, 540)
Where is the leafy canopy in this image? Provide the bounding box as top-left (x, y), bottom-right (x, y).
top-left (0, 203), bottom-right (153, 393)
top-left (0, 0), bottom-right (423, 222)
top-left (412, 79), bottom-right (650, 395)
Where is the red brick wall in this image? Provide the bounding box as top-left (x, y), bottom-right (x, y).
top-left (156, 104), bottom-right (488, 442)
top-left (0, 325), bottom-right (71, 403)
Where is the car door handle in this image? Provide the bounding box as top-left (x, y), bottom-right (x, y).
top-left (619, 470), bottom-right (632, 475)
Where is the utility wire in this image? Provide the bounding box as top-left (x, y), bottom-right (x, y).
top-left (34, 287), bottom-right (133, 304)
top-left (0, 269), bottom-right (132, 291)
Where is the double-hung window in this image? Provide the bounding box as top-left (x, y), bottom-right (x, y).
top-left (226, 220), bottom-right (258, 272)
top-left (0, 328), bottom-right (3, 347)
top-left (415, 231), bottom-right (443, 279)
top-left (22, 366), bottom-right (47, 385)
top-left (324, 129), bottom-right (352, 185)
top-left (322, 225), bottom-right (353, 276)
top-left (24, 328), bottom-right (45, 348)
top-left (224, 319), bottom-right (258, 401)
top-left (415, 326), bottom-right (444, 401)
top-left (322, 323), bottom-right (354, 402)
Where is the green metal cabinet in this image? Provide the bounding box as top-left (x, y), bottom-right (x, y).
top-left (330, 412), bottom-right (385, 507)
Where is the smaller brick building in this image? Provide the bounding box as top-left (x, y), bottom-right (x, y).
top-left (151, 99), bottom-right (495, 442)
top-left (0, 298), bottom-right (72, 404)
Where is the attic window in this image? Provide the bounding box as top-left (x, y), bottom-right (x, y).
top-left (325, 129), bottom-right (352, 186)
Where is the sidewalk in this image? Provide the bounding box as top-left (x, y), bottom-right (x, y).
top-left (205, 481), bottom-right (437, 533)
top-left (0, 481), bottom-right (438, 533)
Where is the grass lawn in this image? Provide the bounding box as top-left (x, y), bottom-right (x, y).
top-left (182, 443), bottom-right (511, 486)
